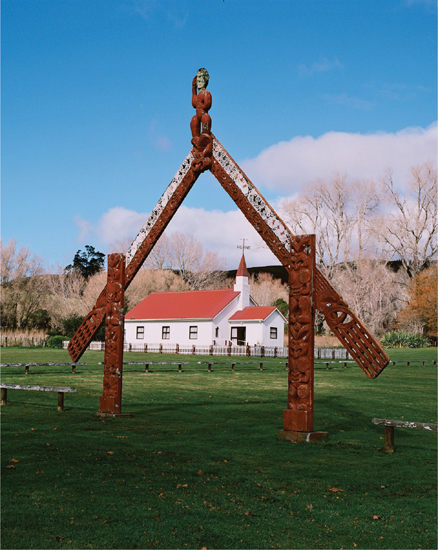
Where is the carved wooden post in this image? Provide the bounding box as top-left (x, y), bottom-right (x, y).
top-left (279, 235), bottom-right (328, 442)
top-left (98, 254), bottom-right (126, 416)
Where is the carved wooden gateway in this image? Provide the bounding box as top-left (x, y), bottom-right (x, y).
top-left (68, 69), bottom-right (390, 437)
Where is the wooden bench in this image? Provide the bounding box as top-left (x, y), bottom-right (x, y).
top-left (0, 362), bottom-right (86, 374)
top-left (280, 361), bottom-right (356, 370)
top-left (390, 360), bottom-right (436, 367)
top-left (99, 361), bottom-right (190, 373)
top-left (197, 361), bottom-right (267, 372)
top-left (0, 383), bottom-right (77, 411)
top-left (372, 417), bottom-right (438, 452)
top-left (128, 361), bottom-right (189, 373)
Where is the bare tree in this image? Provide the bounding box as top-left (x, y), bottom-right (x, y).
top-left (125, 269), bottom-right (190, 310)
top-left (75, 271), bottom-right (107, 317)
top-left (350, 178), bottom-right (383, 261)
top-left (249, 272), bottom-right (289, 307)
top-left (44, 267), bottom-right (86, 329)
top-left (107, 237), bottom-right (133, 256)
top-left (110, 231), bottom-right (226, 289)
top-left (145, 231), bottom-right (226, 290)
top-left (75, 268), bottom-right (191, 316)
top-left (143, 234), bottom-right (174, 270)
top-left (372, 162), bottom-right (437, 278)
top-left (0, 239), bottom-right (47, 328)
top-left (280, 174), bottom-right (355, 279)
top-left (331, 260), bottom-right (409, 336)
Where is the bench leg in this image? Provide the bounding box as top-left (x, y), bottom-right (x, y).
top-left (57, 392), bottom-right (64, 412)
top-left (72, 365), bottom-right (76, 373)
top-left (208, 363), bottom-right (212, 373)
top-left (232, 363), bottom-right (235, 372)
top-left (384, 426), bottom-right (395, 453)
top-left (260, 362), bottom-right (263, 371)
top-left (25, 365), bottom-right (29, 375)
top-left (1, 388), bottom-right (7, 405)
top-left (178, 363), bottom-right (182, 373)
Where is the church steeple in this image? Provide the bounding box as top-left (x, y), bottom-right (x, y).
top-left (236, 253), bottom-right (249, 277)
top-left (234, 250), bottom-right (250, 310)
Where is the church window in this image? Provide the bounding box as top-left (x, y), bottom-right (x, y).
top-left (189, 326), bottom-right (198, 339)
top-left (162, 326), bottom-right (170, 339)
top-left (136, 326), bottom-right (144, 339)
top-left (270, 327), bottom-right (278, 339)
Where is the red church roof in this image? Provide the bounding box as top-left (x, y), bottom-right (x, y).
top-left (228, 306), bottom-right (277, 321)
top-left (125, 289), bottom-right (240, 320)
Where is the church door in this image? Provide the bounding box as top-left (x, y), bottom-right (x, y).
top-left (231, 327), bottom-right (246, 346)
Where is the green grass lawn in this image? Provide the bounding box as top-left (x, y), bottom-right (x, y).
top-left (1, 347), bottom-right (437, 549)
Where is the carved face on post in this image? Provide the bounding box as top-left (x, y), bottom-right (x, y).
top-left (196, 68), bottom-right (209, 90)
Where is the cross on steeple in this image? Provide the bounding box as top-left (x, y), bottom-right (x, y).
top-left (237, 239), bottom-right (250, 254)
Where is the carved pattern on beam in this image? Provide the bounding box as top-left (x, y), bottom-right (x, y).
top-left (212, 136), bottom-right (291, 253)
top-left (314, 271), bottom-right (390, 378)
top-left (98, 254), bottom-right (125, 414)
top-left (284, 235), bottom-right (315, 432)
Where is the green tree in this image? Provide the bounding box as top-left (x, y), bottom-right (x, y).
top-left (21, 309), bottom-right (52, 331)
top-left (273, 298), bottom-right (288, 317)
top-left (65, 245), bottom-right (105, 280)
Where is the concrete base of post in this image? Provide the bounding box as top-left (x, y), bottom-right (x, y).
top-left (278, 430), bottom-right (329, 443)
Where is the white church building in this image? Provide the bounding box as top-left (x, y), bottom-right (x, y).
top-left (124, 254), bottom-right (286, 348)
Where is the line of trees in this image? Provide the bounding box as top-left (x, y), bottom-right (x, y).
top-left (278, 161), bottom-right (437, 338)
top-left (1, 163), bottom-right (436, 341)
top-left (0, 234), bottom-right (228, 334)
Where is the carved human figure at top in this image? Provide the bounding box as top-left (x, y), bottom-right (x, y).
top-left (190, 68), bottom-right (212, 147)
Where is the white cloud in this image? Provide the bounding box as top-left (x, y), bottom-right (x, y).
top-left (75, 207), bottom-right (148, 245)
top-left (405, 0), bottom-right (437, 10)
top-left (75, 123), bottom-right (437, 270)
top-left (240, 122), bottom-right (437, 196)
top-left (325, 93), bottom-right (373, 110)
top-left (298, 57), bottom-right (343, 77)
top-left (166, 206), bottom-right (279, 267)
top-left (149, 119), bottom-right (173, 152)
top-left (75, 205), bottom-right (280, 269)
top-left (167, 10), bottom-right (189, 29)
top-left (74, 216), bottom-right (93, 242)
top-left (132, 0), bottom-right (157, 20)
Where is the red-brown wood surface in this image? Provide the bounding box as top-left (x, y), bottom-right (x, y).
top-left (98, 254), bottom-right (125, 414)
top-left (284, 235), bottom-right (315, 432)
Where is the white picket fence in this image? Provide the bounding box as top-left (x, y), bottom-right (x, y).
top-left (62, 340), bottom-right (352, 359)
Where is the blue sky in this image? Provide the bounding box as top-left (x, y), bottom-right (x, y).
top-left (2, 0), bottom-right (437, 269)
